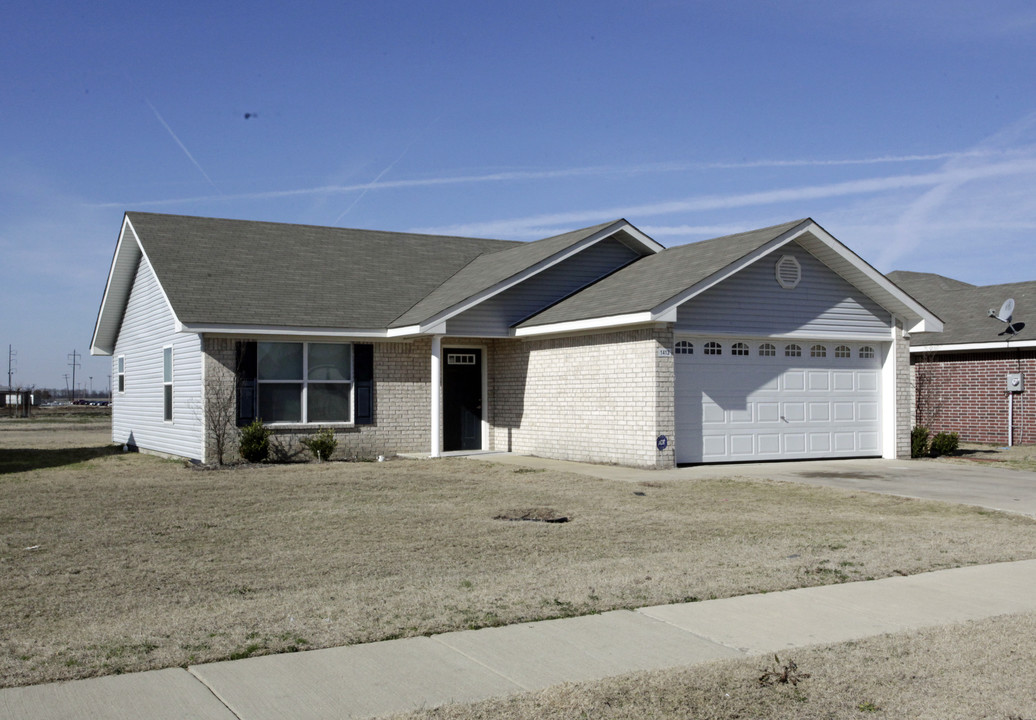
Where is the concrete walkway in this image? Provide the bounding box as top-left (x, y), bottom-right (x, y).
top-left (3, 560), bottom-right (1035, 720)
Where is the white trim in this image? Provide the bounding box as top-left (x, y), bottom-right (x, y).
top-left (910, 339), bottom-right (1036, 353)
top-left (880, 336), bottom-right (897, 459)
top-left (430, 335), bottom-right (442, 458)
top-left (440, 341), bottom-right (489, 453)
top-left (514, 311), bottom-right (656, 337)
top-left (417, 221), bottom-right (659, 331)
top-left (182, 323), bottom-right (418, 338)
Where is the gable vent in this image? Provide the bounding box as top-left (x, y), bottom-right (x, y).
top-left (775, 255), bottom-right (801, 289)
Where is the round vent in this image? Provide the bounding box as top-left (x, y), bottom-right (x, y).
top-left (775, 255), bottom-right (801, 289)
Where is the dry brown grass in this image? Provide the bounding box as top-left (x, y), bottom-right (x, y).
top-left (3, 419), bottom-right (1036, 688)
top-left (390, 612), bottom-right (1036, 720)
top-left (935, 441), bottom-right (1036, 472)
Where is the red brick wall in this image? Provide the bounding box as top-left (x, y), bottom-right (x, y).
top-left (912, 349), bottom-right (1035, 445)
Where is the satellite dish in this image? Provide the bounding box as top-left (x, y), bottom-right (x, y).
top-left (989, 298), bottom-right (1015, 324)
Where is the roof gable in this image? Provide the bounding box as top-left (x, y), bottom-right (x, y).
top-left (517, 219), bottom-right (941, 336)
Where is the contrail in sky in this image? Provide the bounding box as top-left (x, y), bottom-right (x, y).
top-left (145, 98), bottom-right (222, 194)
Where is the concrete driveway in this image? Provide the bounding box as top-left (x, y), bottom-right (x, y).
top-left (476, 454), bottom-right (1036, 518)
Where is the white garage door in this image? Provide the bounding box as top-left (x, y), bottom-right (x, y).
top-left (675, 339), bottom-right (883, 464)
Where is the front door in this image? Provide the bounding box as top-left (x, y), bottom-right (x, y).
top-left (443, 348), bottom-right (483, 451)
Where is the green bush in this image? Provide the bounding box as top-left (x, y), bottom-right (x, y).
top-left (239, 419), bottom-right (271, 463)
top-left (911, 426), bottom-right (930, 458)
top-left (301, 428), bottom-right (337, 461)
top-left (929, 431), bottom-right (960, 457)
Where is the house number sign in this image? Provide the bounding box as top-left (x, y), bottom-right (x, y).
top-left (656, 435), bottom-right (668, 451)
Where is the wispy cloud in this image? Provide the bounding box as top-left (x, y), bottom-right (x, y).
top-left (87, 150), bottom-right (1002, 210)
top-left (145, 98), bottom-right (222, 194)
top-left (412, 156), bottom-right (1036, 238)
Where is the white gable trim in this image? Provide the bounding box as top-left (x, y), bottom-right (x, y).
top-left (416, 221), bottom-right (661, 333)
top-left (91, 216), bottom-right (182, 356)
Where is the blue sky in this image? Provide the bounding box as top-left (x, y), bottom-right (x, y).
top-left (3, 0), bottom-right (1036, 389)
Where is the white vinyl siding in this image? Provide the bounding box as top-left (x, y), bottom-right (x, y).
top-left (111, 255), bottom-right (203, 460)
top-left (675, 242), bottom-right (890, 338)
top-left (445, 237), bottom-right (640, 336)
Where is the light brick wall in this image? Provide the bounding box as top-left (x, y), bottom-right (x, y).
top-left (202, 336), bottom-right (431, 463)
top-left (911, 348), bottom-right (1035, 445)
top-left (488, 328), bottom-right (674, 468)
top-left (894, 325), bottom-right (912, 458)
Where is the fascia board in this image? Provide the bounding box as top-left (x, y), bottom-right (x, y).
top-left (513, 311), bottom-right (656, 337)
top-left (417, 220), bottom-right (656, 330)
top-left (649, 220), bottom-right (812, 317)
top-left (181, 324), bottom-right (404, 338)
top-left (910, 339), bottom-right (1036, 353)
top-left (90, 216), bottom-right (141, 356)
top-left (618, 220), bottom-right (666, 254)
top-left (796, 223), bottom-right (944, 333)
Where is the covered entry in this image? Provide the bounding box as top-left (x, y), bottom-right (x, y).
top-left (675, 338), bottom-right (883, 464)
top-left (443, 347), bottom-right (483, 451)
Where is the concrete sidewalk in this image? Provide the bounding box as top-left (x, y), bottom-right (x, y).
top-left (3, 560), bottom-right (1035, 720)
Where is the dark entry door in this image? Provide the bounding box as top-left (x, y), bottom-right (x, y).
top-left (443, 348), bottom-right (482, 451)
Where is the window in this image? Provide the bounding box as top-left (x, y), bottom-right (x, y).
top-left (785, 344), bottom-right (802, 357)
top-left (163, 347), bottom-right (173, 422)
top-left (117, 356), bottom-right (125, 393)
top-left (257, 342), bottom-right (352, 423)
top-left (675, 340), bottom-right (693, 355)
top-left (810, 344), bottom-right (827, 358)
top-left (704, 341), bottom-right (722, 355)
top-left (731, 342), bottom-right (749, 356)
top-left (759, 343), bottom-right (776, 357)
top-left (835, 345), bottom-right (851, 358)
top-left (860, 346), bottom-right (875, 359)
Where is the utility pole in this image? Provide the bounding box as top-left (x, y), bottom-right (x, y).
top-left (7, 345), bottom-right (15, 391)
top-left (67, 350), bottom-right (81, 402)
top-left (63, 374), bottom-right (70, 401)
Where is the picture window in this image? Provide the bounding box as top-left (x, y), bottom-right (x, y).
top-left (257, 342), bottom-right (353, 424)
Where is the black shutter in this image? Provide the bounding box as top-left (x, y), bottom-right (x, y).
top-left (236, 341), bottom-right (257, 426)
top-left (354, 343), bottom-right (373, 425)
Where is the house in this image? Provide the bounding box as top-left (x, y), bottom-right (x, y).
top-left (887, 271), bottom-right (1034, 445)
top-left (91, 212), bottom-right (940, 466)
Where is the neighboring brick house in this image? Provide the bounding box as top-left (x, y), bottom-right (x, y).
top-left (888, 271), bottom-right (1035, 446)
top-left (91, 213), bottom-right (939, 466)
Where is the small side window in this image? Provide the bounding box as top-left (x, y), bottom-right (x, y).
top-left (675, 340), bottom-right (693, 355)
top-left (117, 356), bottom-right (126, 393)
top-left (785, 344), bottom-right (802, 357)
top-left (163, 347), bottom-right (173, 422)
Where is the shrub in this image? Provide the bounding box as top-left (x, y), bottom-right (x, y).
top-left (301, 428), bottom-right (337, 461)
top-left (911, 426), bottom-right (930, 458)
top-left (929, 431), bottom-right (960, 457)
top-left (239, 419), bottom-right (270, 463)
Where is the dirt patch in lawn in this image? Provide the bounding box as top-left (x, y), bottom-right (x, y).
top-left (3, 418), bottom-right (1036, 687)
top-left (928, 442), bottom-right (1036, 472)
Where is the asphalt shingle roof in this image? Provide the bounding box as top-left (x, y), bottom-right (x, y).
top-left (887, 270), bottom-right (1036, 345)
top-left (127, 213), bottom-right (520, 329)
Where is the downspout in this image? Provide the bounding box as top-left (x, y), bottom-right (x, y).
top-left (430, 335), bottom-right (442, 458)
